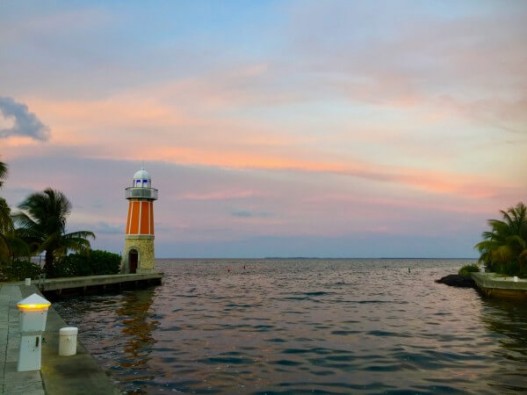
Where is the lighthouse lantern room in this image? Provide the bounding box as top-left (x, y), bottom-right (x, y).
top-left (122, 168), bottom-right (158, 273)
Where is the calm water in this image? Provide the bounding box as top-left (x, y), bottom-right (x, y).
top-left (53, 259), bottom-right (527, 394)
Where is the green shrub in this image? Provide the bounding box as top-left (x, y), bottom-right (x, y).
top-left (458, 263), bottom-right (480, 278)
top-left (53, 249), bottom-right (121, 278)
top-left (3, 260), bottom-right (42, 281)
top-left (53, 254), bottom-right (91, 277)
top-left (88, 250), bottom-right (121, 275)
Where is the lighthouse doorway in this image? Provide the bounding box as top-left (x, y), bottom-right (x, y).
top-left (129, 249), bottom-right (139, 273)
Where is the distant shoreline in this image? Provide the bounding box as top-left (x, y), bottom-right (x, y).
top-left (156, 257), bottom-right (476, 260)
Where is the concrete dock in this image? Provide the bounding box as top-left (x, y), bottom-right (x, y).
top-left (472, 272), bottom-right (527, 299)
top-left (0, 282), bottom-right (121, 394)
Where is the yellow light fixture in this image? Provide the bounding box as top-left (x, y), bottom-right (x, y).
top-left (17, 294), bottom-right (51, 313)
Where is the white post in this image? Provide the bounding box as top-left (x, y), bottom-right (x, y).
top-left (17, 294), bottom-right (51, 371)
top-left (59, 327), bottom-right (78, 356)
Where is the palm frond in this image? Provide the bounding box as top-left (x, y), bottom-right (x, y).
top-left (0, 161), bottom-right (7, 188)
top-left (14, 188), bottom-right (95, 274)
top-left (0, 197), bottom-right (13, 234)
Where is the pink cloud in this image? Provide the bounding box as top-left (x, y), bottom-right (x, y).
top-left (10, 95), bottom-right (515, 203)
top-left (177, 190), bottom-right (260, 201)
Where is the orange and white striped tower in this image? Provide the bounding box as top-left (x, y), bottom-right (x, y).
top-left (122, 168), bottom-right (158, 273)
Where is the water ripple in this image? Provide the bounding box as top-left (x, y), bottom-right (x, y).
top-left (53, 259), bottom-right (527, 394)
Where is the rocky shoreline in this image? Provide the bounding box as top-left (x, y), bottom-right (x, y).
top-left (435, 274), bottom-right (476, 288)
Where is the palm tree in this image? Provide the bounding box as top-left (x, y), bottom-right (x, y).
top-left (13, 188), bottom-right (95, 275)
top-left (475, 202), bottom-right (527, 275)
top-left (0, 161), bottom-right (32, 268)
top-left (0, 161), bottom-right (13, 264)
top-left (0, 198), bottom-right (13, 265)
top-left (0, 161), bottom-right (7, 188)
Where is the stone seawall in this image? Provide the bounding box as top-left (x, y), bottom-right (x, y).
top-left (39, 273), bottom-right (163, 297)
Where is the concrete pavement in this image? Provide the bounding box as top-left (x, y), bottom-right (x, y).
top-left (0, 283), bottom-right (44, 394)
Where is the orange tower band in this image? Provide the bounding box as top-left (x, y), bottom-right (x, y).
top-left (126, 200), bottom-right (155, 235)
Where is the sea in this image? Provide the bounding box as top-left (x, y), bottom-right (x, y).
top-left (53, 259), bottom-right (527, 394)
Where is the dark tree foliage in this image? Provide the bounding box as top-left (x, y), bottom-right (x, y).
top-left (54, 249), bottom-right (121, 278)
top-left (13, 188), bottom-right (95, 275)
top-left (475, 202), bottom-right (527, 276)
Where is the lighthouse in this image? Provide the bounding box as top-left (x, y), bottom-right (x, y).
top-left (122, 168), bottom-right (158, 273)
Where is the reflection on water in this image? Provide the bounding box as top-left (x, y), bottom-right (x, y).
top-left (117, 289), bottom-right (158, 370)
top-left (480, 298), bottom-right (527, 392)
top-left (53, 288), bottom-right (160, 394)
top-left (53, 259), bottom-right (527, 394)
top-left (482, 298), bottom-right (527, 351)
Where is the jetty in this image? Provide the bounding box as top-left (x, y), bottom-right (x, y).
top-left (472, 272), bottom-right (527, 299)
top-left (37, 273), bottom-right (163, 297)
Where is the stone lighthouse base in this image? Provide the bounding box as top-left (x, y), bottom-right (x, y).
top-left (122, 235), bottom-right (156, 274)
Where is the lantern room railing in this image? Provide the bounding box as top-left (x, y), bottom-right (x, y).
top-left (125, 187), bottom-right (158, 200)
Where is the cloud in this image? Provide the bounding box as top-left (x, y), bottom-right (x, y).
top-left (7, 89), bottom-right (518, 205)
top-left (231, 210), bottom-right (271, 218)
top-left (179, 190), bottom-right (259, 201)
top-left (89, 221), bottom-right (123, 235)
top-left (281, 1), bottom-right (527, 128)
top-left (0, 97), bottom-right (50, 141)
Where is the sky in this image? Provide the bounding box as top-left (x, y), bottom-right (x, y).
top-left (0, 1), bottom-right (526, 258)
